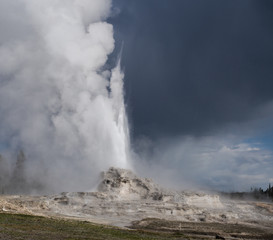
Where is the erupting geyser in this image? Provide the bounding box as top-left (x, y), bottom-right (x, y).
top-left (0, 0), bottom-right (131, 193)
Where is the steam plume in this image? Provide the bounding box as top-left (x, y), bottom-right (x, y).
top-left (0, 0), bottom-right (130, 193)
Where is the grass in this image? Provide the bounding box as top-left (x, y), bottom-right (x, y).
top-left (0, 213), bottom-right (187, 240)
top-left (2, 213), bottom-right (272, 240)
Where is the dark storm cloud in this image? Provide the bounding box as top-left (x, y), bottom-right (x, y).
top-left (110, 0), bottom-right (273, 139)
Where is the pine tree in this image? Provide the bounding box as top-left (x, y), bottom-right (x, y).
top-left (0, 154), bottom-right (11, 194)
top-left (0, 154), bottom-right (3, 193)
top-left (11, 150), bottom-right (27, 193)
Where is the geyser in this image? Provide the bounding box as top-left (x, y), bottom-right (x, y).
top-left (0, 0), bottom-right (130, 193)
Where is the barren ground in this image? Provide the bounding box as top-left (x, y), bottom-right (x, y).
top-left (0, 168), bottom-right (272, 239)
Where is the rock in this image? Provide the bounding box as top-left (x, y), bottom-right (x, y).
top-left (215, 234), bottom-right (225, 239)
top-left (97, 167), bottom-right (164, 200)
top-left (54, 196), bottom-right (69, 205)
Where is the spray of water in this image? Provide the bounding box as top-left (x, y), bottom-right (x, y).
top-left (0, 0), bottom-right (130, 193)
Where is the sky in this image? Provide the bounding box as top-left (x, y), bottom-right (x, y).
top-left (0, 0), bottom-right (273, 193)
top-left (108, 0), bottom-right (273, 191)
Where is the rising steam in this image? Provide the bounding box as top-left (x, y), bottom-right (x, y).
top-left (0, 0), bottom-right (130, 193)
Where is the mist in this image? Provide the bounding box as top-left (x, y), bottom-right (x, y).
top-left (0, 0), bottom-right (131, 194)
top-left (1, 0), bottom-right (273, 195)
top-left (132, 134), bottom-right (273, 192)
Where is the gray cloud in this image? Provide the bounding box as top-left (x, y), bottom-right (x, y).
top-left (133, 135), bottom-right (273, 191)
top-left (111, 0), bottom-right (273, 139)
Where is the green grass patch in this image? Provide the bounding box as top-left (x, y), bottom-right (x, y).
top-left (0, 213), bottom-right (184, 240)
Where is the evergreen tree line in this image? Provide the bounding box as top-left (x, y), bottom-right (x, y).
top-left (0, 150), bottom-right (31, 194)
top-left (251, 184), bottom-right (273, 199)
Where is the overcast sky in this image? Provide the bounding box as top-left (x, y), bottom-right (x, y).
top-left (109, 0), bottom-right (273, 190)
top-left (1, 0), bottom-right (273, 193)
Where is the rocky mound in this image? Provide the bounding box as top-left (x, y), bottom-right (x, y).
top-left (96, 167), bottom-right (222, 206)
top-left (97, 167), bottom-right (165, 200)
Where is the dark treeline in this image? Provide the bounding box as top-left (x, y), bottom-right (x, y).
top-left (250, 184), bottom-right (273, 199)
top-left (222, 184), bottom-right (273, 201)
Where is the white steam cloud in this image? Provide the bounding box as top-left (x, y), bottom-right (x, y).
top-left (0, 0), bottom-right (130, 193)
top-left (133, 135), bottom-right (273, 192)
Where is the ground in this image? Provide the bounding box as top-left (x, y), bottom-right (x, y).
top-left (1, 213), bottom-right (273, 240)
top-left (1, 168), bottom-right (273, 239)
